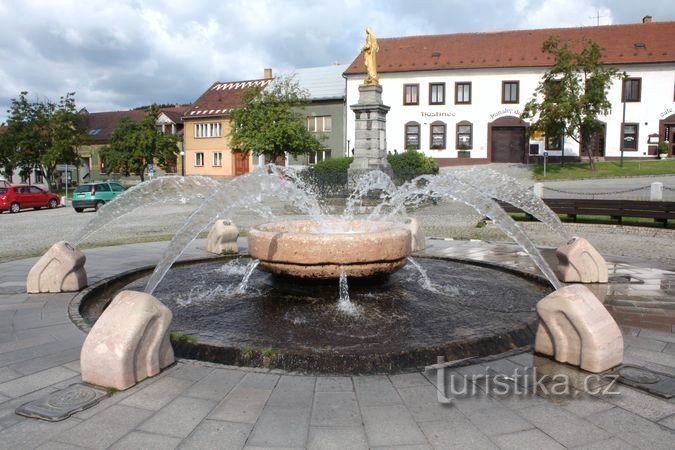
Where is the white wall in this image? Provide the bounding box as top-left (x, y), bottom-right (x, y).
top-left (346, 62), bottom-right (675, 161)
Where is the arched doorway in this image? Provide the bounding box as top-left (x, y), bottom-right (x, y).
top-left (659, 114), bottom-right (675, 156)
top-left (488, 116), bottom-right (529, 163)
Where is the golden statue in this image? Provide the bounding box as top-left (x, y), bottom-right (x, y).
top-left (362, 27), bottom-right (379, 86)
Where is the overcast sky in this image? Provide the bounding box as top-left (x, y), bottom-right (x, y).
top-left (1, 0), bottom-right (673, 123)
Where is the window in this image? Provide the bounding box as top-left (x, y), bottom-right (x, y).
top-left (545, 133), bottom-right (562, 150)
top-left (88, 128), bottom-right (101, 136)
top-left (429, 83), bottom-right (445, 105)
top-left (622, 123), bottom-right (639, 150)
top-left (430, 122), bottom-right (446, 149)
top-left (212, 151), bottom-right (223, 166)
top-left (111, 183), bottom-right (125, 192)
top-left (96, 183), bottom-right (111, 192)
top-left (309, 149), bottom-right (331, 165)
top-left (403, 84), bottom-right (419, 105)
top-left (622, 78), bottom-right (641, 102)
top-left (28, 186), bottom-right (44, 194)
top-left (405, 122), bottom-right (420, 149)
top-left (455, 82), bottom-right (471, 104)
top-left (307, 116), bottom-right (332, 133)
top-left (194, 122), bottom-right (222, 138)
top-left (502, 81), bottom-right (519, 104)
top-left (456, 121), bottom-right (473, 149)
top-left (34, 170), bottom-right (43, 184)
top-left (195, 152), bottom-right (204, 166)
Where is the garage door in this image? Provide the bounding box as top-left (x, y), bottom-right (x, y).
top-left (492, 127), bottom-right (526, 163)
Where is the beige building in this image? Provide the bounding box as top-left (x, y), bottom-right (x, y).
top-left (183, 72), bottom-right (273, 179)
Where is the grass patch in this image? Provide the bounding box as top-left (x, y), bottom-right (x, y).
top-left (170, 331), bottom-right (197, 345)
top-left (533, 159), bottom-right (675, 180)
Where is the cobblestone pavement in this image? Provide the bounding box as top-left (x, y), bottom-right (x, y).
top-left (0, 239), bottom-right (673, 448)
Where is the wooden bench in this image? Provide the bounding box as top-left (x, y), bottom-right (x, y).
top-left (496, 199), bottom-right (675, 227)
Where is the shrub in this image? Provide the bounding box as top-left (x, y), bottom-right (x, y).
top-left (387, 149), bottom-right (439, 184)
top-left (299, 157), bottom-right (353, 197)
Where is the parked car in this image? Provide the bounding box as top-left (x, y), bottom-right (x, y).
top-left (72, 181), bottom-right (126, 212)
top-left (0, 184), bottom-right (60, 213)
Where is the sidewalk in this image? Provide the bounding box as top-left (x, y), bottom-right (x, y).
top-left (0, 239), bottom-right (673, 449)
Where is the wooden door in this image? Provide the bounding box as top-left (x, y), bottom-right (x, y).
top-left (665, 125), bottom-right (675, 156)
top-left (492, 127), bottom-right (526, 162)
top-left (234, 153), bottom-right (249, 176)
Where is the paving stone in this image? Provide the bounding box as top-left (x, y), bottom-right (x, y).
top-left (559, 390), bottom-right (615, 418)
top-left (315, 376), bottom-right (353, 393)
top-left (0, 335), bottom-right (54, 355)
top-left (396, 384), bottom-right (462, 422)
top-left (119, 376), bottom-right (193, 411)
top-left (658, 414), bottom-right (675, 430)
top-left (638, 329), bottom-right (675, 344)
top-left (353, 376), bottom-right (402, 406)
top-left (664, 343), bottom-right (675, 355)
top-left (307, 426), bottom-right (368, 449)
top-left (183, 368), bottom-right (245, 401)
top-left (238, 372), bottom-right (279, 389)
top-left (267, 375), bottom-right (315, 408)
top-left (602, 384), bottom-right (675, 421)
top-left (36, 441), bottom-right (92, 449)
top-left (517, 403), bottom-right (612, 448)
top-left (164, 362), bottom-right (214, 382)
top-left (464, 404), bottom-right (534, 436)
top-left (52, 404), bottom-right (153, 448)
top-left (572, 436), bottom-right (638, 449)
top-left (0, 366), bottom-right (77, 398)
top-left (0, 415), bottom-right (82, 450)
top-left (490, 428), bottom-right (564, 449)
top-left (624, 335), bottom-right (668, 352)
top-left (0, 367), bottom-right (21, 384)
top-left (507, 352), bottom-right (534, 368)
top-left (246, 405), bottom-right (310, 448)
top-left (361, 404), bottom-right (428, 447)
top-left (109, 431), bottom-right (181, 449)
top-left (178, 419), bottom-right (252, 450)
top-left (389, 372), bottom-right (430, 388)
top-left (10, 347), bottom-right (81, 376)
top-left (419, 416), bottom-right (496, 449)
top-left (312, 391), bottom-right (361, 427)
top-left (138, 396), bottom-right (217, 438)
top-left (588, 407), bottom-right (674, 450)
top-left (207, 387), bottom-right (272, 424)
top-left (0, 338), bottom-right (83, 368)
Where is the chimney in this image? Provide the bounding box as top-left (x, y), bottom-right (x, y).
top-left (642, 15), bottom-right (652, 23)
top-left (263, 68), bottom-right (273, 79)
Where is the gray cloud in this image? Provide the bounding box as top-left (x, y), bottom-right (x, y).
top-left (0, 0), bottom-right (673, 123)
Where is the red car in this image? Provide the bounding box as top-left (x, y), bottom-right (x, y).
top-left (0, 184), bottom-right (60, 213)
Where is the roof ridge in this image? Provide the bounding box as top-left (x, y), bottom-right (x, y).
top-left (379, 20), bottom-right (675, 42)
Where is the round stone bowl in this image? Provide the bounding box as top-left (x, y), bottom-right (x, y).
top-left (248, 219), bottom-right (412, 279)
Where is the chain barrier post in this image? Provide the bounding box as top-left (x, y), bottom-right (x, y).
top-left (650, 182), bottom-right (663, 201)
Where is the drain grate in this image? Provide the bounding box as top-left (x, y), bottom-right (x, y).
top-left (16, 383), bottom-right (109, 422)
top-left (613, 365), bottom-right (675, 399)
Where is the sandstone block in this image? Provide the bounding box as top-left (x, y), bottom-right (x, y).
top-left (206, 220), bottom-right (239, 255)
top-left (535, 284), bottom-right (623, 373)
top-left (27, 241), bottom-right (87, 293)
top-left (81, 290), bottom-right (175, 390)
top-left (556, 237), bottom-right (608, 283)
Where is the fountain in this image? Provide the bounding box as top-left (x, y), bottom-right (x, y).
top-left (63, 30), bottom-right (620, 383)
top-left (64, 162), bottom-right (625, 376)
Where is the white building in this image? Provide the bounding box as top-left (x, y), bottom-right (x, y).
top-left (344, 18), bottom-right (675, 165)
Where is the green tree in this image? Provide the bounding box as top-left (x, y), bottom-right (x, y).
top-left (100, 105), bottom-right (178, 182)
top-left (521, 37), bottom-right (622, 171)
top-left (1, 91), bottom-right (84, 189)
top-left (229, 75), bottom-right (324, 163)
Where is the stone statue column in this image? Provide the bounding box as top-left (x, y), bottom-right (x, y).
top-left (348, 28), bottom-right (392, 185)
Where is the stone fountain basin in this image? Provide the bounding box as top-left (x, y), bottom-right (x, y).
top-left (248, 219), bottom-right (411, 278)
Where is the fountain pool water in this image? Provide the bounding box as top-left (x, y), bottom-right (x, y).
top-left (73, 165), bottom-right (569, 373)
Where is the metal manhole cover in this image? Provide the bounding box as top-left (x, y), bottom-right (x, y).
top-left (618, 366), bottom-right (661, 384)
top-left (16, 383), bottom-right (109, 422)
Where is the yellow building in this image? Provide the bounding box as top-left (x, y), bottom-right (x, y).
top-left (183, 72), bottom-right (273, 179)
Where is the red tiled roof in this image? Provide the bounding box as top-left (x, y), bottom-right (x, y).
top-left (184, 79), bottom-right (272, 118)
top-left (345, 21), bottom-right (675, 75)
top-left (80, 106), bottom-right (191, 143)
